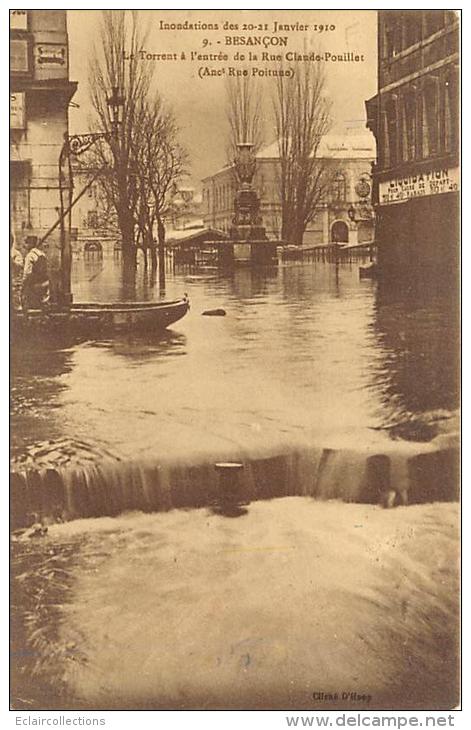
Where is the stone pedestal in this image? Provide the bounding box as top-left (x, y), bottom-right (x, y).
top-left (235, 241), bottom-right (278, 266)
top-left (221, 142), bottom-right (280, 267)
top-left (215, 240), bottom-right (278, 267)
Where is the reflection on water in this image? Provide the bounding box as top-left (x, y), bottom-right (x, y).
top-left (11, 346), bottom-right (76, 459)
top-left (10, 257), bottom-right (460, 711)
top-left (11, 257), bottom-right (459, 467)
top-left (372, 280), bottom-right (459, 420)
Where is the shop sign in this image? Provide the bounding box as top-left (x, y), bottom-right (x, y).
top-left (10, 10), bottom-right (28, 30)
top-left (10, 92), bottom-right (25, 129)
top-left (34, 44), bottom-right (66, 68)
top-left (379, 167), bottom-right (459, 205)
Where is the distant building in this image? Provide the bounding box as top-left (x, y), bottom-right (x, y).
top-left (10, 9), bottom-right (77, 290)
top-left (365, 10), bottom-right (459, 280)
top-left (69, 178), bottom-right (204, 255)
top-left (201, 133), bottom-right (376, 246)
top-left (167, 187), bottom-right (204, 231)
top-left (69, 167), bottom-right (120, 257)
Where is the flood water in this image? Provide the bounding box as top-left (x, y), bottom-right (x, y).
top-left (11, 255), bottom-right (459, 469)
top-left (10, 255), bottom-right (460, 710)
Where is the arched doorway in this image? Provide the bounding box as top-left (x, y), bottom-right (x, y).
top-left (331, 220), bottom-right (349, 244)
top-left (84, 240), bottom-right (103, 257)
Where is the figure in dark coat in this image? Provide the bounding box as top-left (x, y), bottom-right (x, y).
top-left (21, 236), bottom-right (50, 310)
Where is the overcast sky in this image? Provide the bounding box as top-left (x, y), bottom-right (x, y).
top-left (68, 10), bottom-right (377, 187)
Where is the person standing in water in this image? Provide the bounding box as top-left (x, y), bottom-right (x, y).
top-left (21, 235), bottom-right (50, 310)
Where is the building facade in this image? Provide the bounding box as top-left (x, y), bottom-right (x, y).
top-left (365, 10), bottom-right (459, 280)
top-left (10, 9), bottom-right (77, 292)
top-left (69, 178), bottom-right (204, 257)
top-left (68, 167), bottom-right (120, 257)
top-left (202, 134), bottom-right (376, 247)
top-left (167, 188), bottom-right (204, 231)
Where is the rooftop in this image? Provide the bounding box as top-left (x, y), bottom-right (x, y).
top-left (202, 132), bottom-right (376, 182)
top-left (257, 133), bottom-right (376, 160)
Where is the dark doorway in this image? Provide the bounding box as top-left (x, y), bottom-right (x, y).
top-left (84, 241), bottom-right (103, 257)
top-left (331, 220), bottom-right (349, 243)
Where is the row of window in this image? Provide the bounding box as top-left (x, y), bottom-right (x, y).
top-left (323, 173), bottom-right (373, 203)
top-left (381, 71), bottom-right (458, 169)
top-left (381, 11), bottom-right (456, 59)
top-left (203, 182), bottom-right (236, 213)
top-left (204, 171), bottom-right (371, 210)
top-left (203, 177), bottom-right (277, 212)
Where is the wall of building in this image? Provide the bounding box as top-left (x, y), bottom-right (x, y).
top-left (69, 178), bottom-right (204, 256)
top-left (201, 163), bottom-right (284, 239)
top-left (69, 171), bottom-right (120, 256)
top-left (366, 10), bottom-right (459, 281)
top-left (10, 9), bottom-right (77, 298)
top-left (202, 146), bottom-right (375, 246)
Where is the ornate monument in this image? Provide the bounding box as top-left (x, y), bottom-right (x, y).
top-left (230, 142), bottom-right (267, 242)
top-left (218, 142), bottom-right (278, 267)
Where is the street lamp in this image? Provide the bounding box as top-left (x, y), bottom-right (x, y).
top-left (347, 205), bottom-right (356, 222)
top-left (107, 86), bottom-right (124, 138)
top-left (53, 86), bottom-right (125, 305)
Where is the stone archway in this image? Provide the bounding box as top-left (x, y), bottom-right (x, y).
top-left (84, 241), bottom-right (103, 256)
top-left (331, 220), bottom-right (349, 244)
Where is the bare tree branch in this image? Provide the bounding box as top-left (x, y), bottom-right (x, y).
top-left (225, 73), bottom-right (264, 164)
top-left (273, 61), bottom-right (332, 244)
top-left (88, 10), bottom-right (152, 268)
top-left (87, 10), bottom-right (188, 272)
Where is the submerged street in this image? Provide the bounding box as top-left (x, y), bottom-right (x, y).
top-left (11, 257), bottom-right (459, 468)
top-left (10, 257), bottom-right (460, 710)
top-left (9, 6), bottom-right (461, 717)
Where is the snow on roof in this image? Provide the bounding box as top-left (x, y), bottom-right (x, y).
top-left (257, 133), bottom-right (376, 160)
top-left (184, 218), bottom-right (205, 229)
top-left (166, 226), bottom-right (226, 244)
top-left (201, 132), bottom-right (376, 183)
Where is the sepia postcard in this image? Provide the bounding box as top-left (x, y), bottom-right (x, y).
top-left (9, 7), bottom-right (460, 715)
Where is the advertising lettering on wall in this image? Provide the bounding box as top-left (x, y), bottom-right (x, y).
top-left (10, 92), bottom-right (26, 130)
top-left (379, 167), bottom-right (459, 205)
top-left (34, 44), bottom-right (66, 68)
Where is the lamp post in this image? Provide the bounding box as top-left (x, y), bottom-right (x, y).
top-left (56, 86), bottom-right (124, 306)
top-left (107, 85), bottom-right (125, 139)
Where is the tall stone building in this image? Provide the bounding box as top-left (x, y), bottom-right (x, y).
top-left (365, 10), bottom-right (459, 281)
top-left (10, 9), bottom-right (77, 294)
top-left (202, 134), bottom-right (376, 247)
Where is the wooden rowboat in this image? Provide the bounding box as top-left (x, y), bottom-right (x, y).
top-left (11, 295), bottom-right (190, 338)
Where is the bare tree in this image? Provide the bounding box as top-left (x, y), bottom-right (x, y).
top-left (225, 73), bottom-right (264, 163)
top-left (273, 62), bottom-right (332, 245)
top-left (88, 10), bottom-right (152, 270)
top-left (88, 11), bottom-right (188, 284)
top-left (131, 97), bottom-right (188, 278)
top-left (73, 156), bottom-right (119, 232)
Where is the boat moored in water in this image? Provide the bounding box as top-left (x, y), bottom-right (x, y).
top-left (11, 295), bottom-right (190, 338)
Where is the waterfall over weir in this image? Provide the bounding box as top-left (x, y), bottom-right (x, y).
top-left (10, 437), bottom-right (458, 529)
